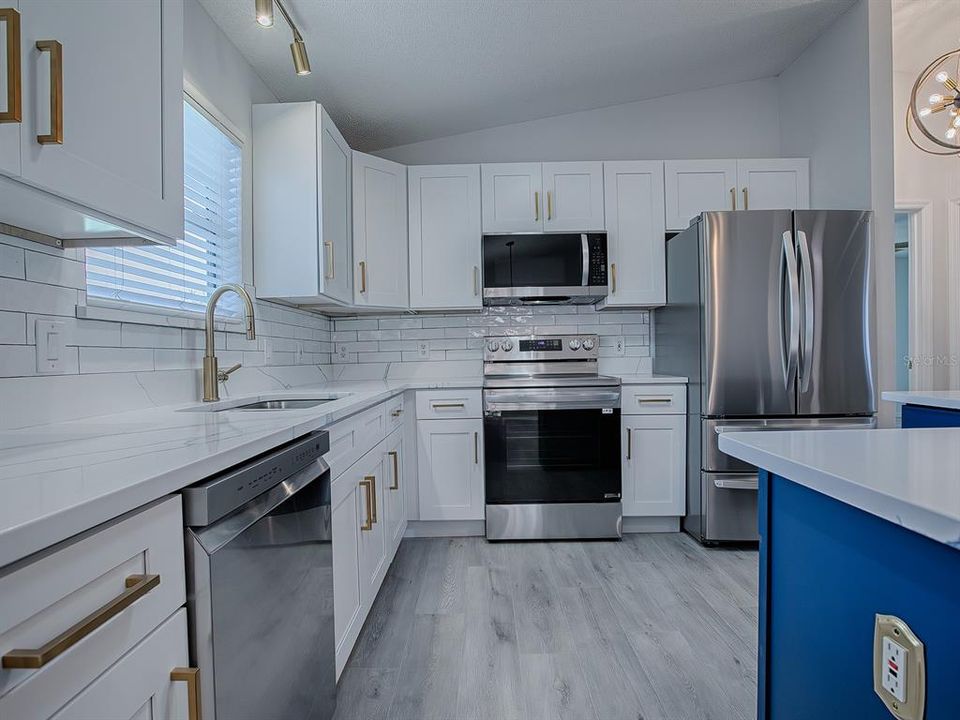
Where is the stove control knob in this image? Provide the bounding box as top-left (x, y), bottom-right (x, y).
top-left (487, 340), bottom-right (500, 353)
top-left (500, 339), bottom-right (514, 352)
top-left (582, 338), bottom-right (596, 351)
top-left (568, 338), bottom-right (582, 351)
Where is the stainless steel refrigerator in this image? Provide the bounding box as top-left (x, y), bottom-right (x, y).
top-left (654, 210), bottom-right (876, 544)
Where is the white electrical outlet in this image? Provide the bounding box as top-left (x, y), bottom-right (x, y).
top-left (881, 636), bottom-right (907, 702)
top-left (615, 336), bottom-right (625, 357)
top-left (417, 341), bottom-right (430, 359)
top-left (35, 319), bottom-right (66, 373)
top-left (336, 343), bottom-right (349, 361)
top-left (263, 339), bottom-right (275, 365)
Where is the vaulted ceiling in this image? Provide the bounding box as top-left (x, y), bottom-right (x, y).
top-left (199, 0), bottom-right (856, 151)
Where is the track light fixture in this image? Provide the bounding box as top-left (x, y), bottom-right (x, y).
top-left (254, 0), bottom-right (311, 76)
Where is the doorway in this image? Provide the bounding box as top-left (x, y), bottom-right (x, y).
top-left (893, 203), bottom-right (934, 403)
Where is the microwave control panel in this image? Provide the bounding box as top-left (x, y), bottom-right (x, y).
top-left (588, 236), bottom-right (608, 286)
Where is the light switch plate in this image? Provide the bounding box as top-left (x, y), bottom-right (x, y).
top-left (874, 614), bottom-right (925, 719)
top-left (35, 319), bottom-right (66, 373)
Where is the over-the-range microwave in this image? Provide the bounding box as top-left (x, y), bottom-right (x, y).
top-left (482, 232), bottom-right (608, 305)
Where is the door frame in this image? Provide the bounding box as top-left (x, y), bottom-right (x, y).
top-left (895, 201), bottom-right (935, 389)
top-left (948, 199), bottom-right (960, 389)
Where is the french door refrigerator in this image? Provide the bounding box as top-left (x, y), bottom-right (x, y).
top-left (654, 210), bottom-right (876, 543)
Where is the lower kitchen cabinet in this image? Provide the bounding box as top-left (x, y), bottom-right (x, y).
top-left (383, 429), bottom-right (407, 557)
top-left (622, 401), bottom-right (686, 517)
top-left (417, 418), bottom-right (484, 521)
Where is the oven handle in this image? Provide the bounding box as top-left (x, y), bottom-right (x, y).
top-left (484, 388), bottom-right (621, 412)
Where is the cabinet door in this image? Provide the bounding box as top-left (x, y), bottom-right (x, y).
top-left (319, 108), bottom-right (352, 303)
top-left (0, 2), bottom-right (20, 176)
top-left (356, 448), bottom-right (389, 605)
top-left (481, 162), bottom-right (542, 233)
top-left (408, 164), bottom-right (482, 309)
top-left (663, 159), bottom-right (737, 231)
top-left (18, 0), bottom-right (182, 240)
top-left (737, 158), bottom-right (809, 211)
top-left (353, 151), bottom-right (408, 308)
top-left (542, 161), bottom-right (604, 231)
top-left (622, 415), bottom-right (686, 517)
top-left (384, 430), bottom-right (407, 555)
top-left (417, 419), bottom-right (484, 520)
top-left (48, 609), bottom-right (189, 720)
top-left (601, 161), bottom-right (666, 307)
top-left (331, 472), bottom-right (363, 673)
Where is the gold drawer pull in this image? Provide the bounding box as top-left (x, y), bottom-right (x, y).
top-left (360, 478), bottom-right (373, 531)
top-left (742, 187), bottom-right (749, 210)
top-left (388, 450), bottom-right (399, 490)
top-left (0, 8), bottom-right (21, 124)
top-left (730, 187), bottom-right (737, 210)
top-left (610, 263), bottom-right (617, 294)
top-left (547, 190), bottom-right (552, 220)
top-left (368, 474), bottom-right (378, 522)
top-left (2, 574), bottom-right (160, 669)
top-left (35, 39), bottom-right (62, 145)
top-left (534, 191), bottom-right (539, 221)
top-left (171, 667), bottom-right (202, 720)
top-left (324, 241), bottom-right (334, 279)
top-left (359, 260), bottom-right (367, 293)
top-left (432, 402), bottom-right (465, 409)
top-left (391, 408), bottom-right (402, 418)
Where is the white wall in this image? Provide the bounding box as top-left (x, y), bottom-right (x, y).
top-left (375, 78), bottom-right (783, 165)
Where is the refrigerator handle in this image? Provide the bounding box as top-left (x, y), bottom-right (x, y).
top-left (796, 230), bottom-right (815, 393)
top-left (781, 231), bottom-right (800, 391)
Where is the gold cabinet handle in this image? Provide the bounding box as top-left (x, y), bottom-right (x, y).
top-left (360, 478), bottom-right (373, 531)
top-left (534, 191), bottom-right (539, 221)
top-left (369, 474), bottom-right (378, 522)
top-left (324, 241), bottom-right (334, 279)
top-left (742, 187), bottom-right (749, 210)
top-left (626, 428), bottom-right (631, 460)
top-left (358, 261), bottom-right (367, 293)
top-left (474, 431), bottom-right (479, 464)
top-left (547, 190), bottom-right (552, 220)
top-left (730, 187), bottom-right (737, 210)
top-left (432, 402), bottom-right (465, 409)
top-left (473, 266), bottom-right (479, 296)
top-left (171, 667), bottom-right (202, 720)
top-left (35, 40), bottom-right (62, 145)
top-left (388, 450), bottom-right (399, 490)
top-left (0, 8), bottom-right (21, 123)
top-left (390, 408), bottom-right (402, 418)
top-left (610, 263), bottom-right (617, 294)
top-left (2, 574), bottom-right (160, 669)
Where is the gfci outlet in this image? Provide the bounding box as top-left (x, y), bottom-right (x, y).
top-left (873, 614), bottom-right (925, 719)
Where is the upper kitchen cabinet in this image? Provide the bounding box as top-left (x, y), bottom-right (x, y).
top-left (0, 0), bottom-right (183, 245)
top-left (737, 158), bottom-right (809, 211)
top-left (598, 161), bottom-right (666, 308)
top-left (408, 164), bottom-right (482, 310)
top-left (353, 152), bottom-right (409, 309)
top-left (542, 161), bottom-right (604, 231)
top-left (253, 102), bottom-right (353, 305)
top-left (663, 159), bottom-right (738, 231)
top-left (481, 162), bottom-right (542, 233)
top-left (664, 158), bottom-right (810, 230)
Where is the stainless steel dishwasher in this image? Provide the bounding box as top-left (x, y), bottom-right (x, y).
top-left (182, 431), bottom-right (334, 720)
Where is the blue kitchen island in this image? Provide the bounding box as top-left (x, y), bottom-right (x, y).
top-left (884, 390), bottom-right (960, 428)
top-left (719, 428), bottom-right (960, 720)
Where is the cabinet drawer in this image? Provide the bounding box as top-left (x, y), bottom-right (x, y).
top-left (0, 496), bottom-right (185, 718)
top-left (385, 394), bottom-right (405, 432)
top-left (622, 385), bottom-right (686, 415)
top-left (416, 389), bottom-right (482, 420)
top-left (326, 403), bottom-right (386, 479)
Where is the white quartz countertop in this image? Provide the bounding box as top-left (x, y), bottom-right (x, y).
top-left (0, 372), bottom-right (684, 568)
top-left (719, 428), bottom-right (960, 548)
top-left (882, 390), bottom-right (960, 411)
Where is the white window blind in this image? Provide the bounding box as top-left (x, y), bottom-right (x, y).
top-left (86, 99), bottom-right (243, 315)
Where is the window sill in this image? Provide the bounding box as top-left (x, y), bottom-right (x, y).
top-left (77, 297), bottom-right (244, 333)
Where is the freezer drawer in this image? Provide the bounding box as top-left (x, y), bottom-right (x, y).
top-left (702, 472), bottom-right (758, 543)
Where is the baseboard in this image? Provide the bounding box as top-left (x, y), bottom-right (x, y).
top-left (404, 520), bottom-right (486, 538)
top-left (622, 516), bottom-right (681, 533)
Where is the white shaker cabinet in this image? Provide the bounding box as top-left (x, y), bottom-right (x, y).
top-left (481, 162), bottom-right (543, 233)
top-left (383, 429), bottom-right (407, 558)
top-left (542, 161), bottom-right (604, 232)
top-left (253, 102), bottom-right (353, 305)
top-left (353, 151), bottom-right (409, 308)
top-left (408, 164), bottom-right (482, 309)
top-left (736, 158), bottom-right (810, 211)
top-left (331, 466), bottom-right (364, 675)
top-left (417, 418), bottom-right (484, 521)
top-left (598, 161), bottom-right (666, 308)
top-left (663, 159), bottom-right (738, 231)
top-left (5, 0), bottom-right (183, 243)
top-left (0, 2), bottom-right (20, 176)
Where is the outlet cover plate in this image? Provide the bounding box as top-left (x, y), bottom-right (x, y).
top-left (873, 614), bottom-right (925, 719)
top-left (35, 319), bottom-right (66, 373)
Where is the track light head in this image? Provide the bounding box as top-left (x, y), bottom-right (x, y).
top-left (291, 36), bottom-right (311, 75)
top-left (255, 0), bottom-right (274, 27)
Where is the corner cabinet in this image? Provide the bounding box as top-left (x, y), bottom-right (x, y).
top-left (253, 102), bottom-right (353, 305)
top-left (736, 158), bottom-right (809, 212)
top-left (408, 164), bottom-right (482, 310)
top-left (0, 0), bottom-right (183, 245)
top-left (598, 161), bottom-right (666, 308)
top-left (353, 152), bottom-right (409, 309)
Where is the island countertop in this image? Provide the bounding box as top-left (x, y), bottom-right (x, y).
top-left (718, 427), bottom-right (960, 548)
top-left (882, 390), bottom-right (960, 411)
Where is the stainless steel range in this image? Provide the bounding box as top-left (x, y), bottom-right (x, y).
top-left (483, 334), bottom-right (622, 540)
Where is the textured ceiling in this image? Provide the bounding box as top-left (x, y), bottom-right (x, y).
top-left (198, 0), bottom-right (856, 151)
top-left (893, 0), bottom-right (960, 74)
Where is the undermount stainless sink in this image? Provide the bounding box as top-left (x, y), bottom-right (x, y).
top-left (232, 398), bottom-right (336, 410)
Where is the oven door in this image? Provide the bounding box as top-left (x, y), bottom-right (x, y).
top-left (483, 387), bottom-right (621, 505)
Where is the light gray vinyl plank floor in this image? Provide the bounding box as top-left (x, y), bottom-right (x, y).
top-left (332, 533), bottom-right (758, 720)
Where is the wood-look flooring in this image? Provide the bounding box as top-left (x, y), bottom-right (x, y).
top-left (333, 533), bottom-right (758, 720)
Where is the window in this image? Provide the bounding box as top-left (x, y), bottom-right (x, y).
top-left (86, 98), bottom-right (243, 315)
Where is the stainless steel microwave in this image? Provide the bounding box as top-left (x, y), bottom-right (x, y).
top-left (482, 233), bottom-right (608, 305)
